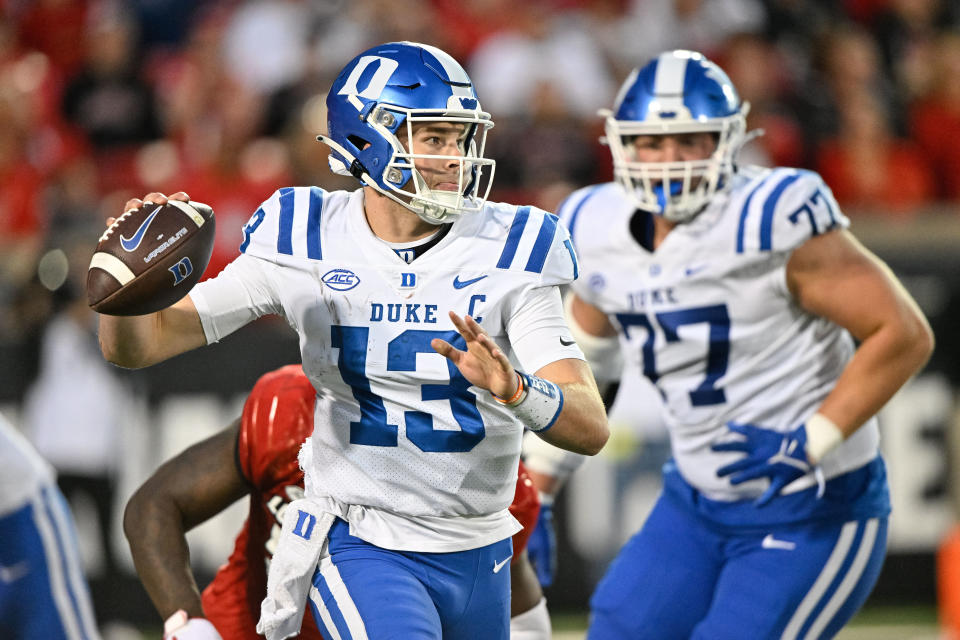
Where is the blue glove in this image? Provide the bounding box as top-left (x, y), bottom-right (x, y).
top-left (712, 422), bottom-right (814, 506)
top-left (526, 501), bottom-right (556, 587)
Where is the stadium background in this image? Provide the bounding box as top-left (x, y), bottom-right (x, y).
top-left (0, 0), bottom-right (958, 637)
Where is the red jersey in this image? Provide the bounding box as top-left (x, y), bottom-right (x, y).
top-left (201, 365), bottom-right (539, 639)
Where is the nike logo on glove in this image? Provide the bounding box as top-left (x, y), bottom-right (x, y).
top-left (493, 555), bottom-right (512, 573)
top-left (120, 205), bottom-right (162, 252)
top-left (453, 275), bottom-right (488, 289)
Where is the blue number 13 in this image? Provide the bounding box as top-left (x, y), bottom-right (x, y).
top-left (331, 326), bottom-right (485, 452)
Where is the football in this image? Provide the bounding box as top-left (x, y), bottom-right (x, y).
top-left (87, 200), bottom-right (216, 316)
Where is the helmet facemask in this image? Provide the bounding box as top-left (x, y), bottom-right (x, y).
top-left (378, 104), bottom-right (496, 224)
top-left (321, 99), bottom-right (495, 225)
top-left (603, 106), bottom-right (748, 223)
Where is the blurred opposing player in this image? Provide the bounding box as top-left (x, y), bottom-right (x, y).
top-left (0, 412), bottom-right (101, 640)
top-left (98, 41), bottom-right (607, 639)
top-left (559, 50), bottom-right (934, 639)
top-left (124, 365), bottom-right (551, 640)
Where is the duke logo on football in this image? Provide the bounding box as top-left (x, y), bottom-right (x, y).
top-left (168, 257), bottom-right (193, 285)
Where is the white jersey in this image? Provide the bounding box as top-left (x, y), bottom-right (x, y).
top-left (0, 413), bottom-right (56, 515)
top-left (562, 167), bottom-right (879, 502)
top-left (190, 187), bottom-right (582, 551)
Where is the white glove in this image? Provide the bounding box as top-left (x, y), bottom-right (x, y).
top-left (163, 610), bottom-right (223, 640)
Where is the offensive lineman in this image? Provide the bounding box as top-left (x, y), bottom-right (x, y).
top-left (559, 50), bottom-right (933, 639)
top-left (97, 41), bottom-right (608, 639)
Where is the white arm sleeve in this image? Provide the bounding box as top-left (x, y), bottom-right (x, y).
top-left (506, 286), bottom-right (584, 374)
top-left (188, 253), bottom-right (283, 344)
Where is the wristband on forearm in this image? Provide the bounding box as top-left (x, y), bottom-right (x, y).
top-left (493, 371), bottom-right (564, 433)
top-left (804, 413), bottom-right (844, 464)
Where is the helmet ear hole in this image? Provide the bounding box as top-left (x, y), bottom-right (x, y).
top-left (347, 135), bottom-right (370, 152)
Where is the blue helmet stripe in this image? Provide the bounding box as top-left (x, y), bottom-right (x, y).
top-left (497, 206), bottom-right (531, 269)
top-left (277, 187), bottom-right (296, 256)
top-left (759, 173), bottom-right (802, 251)
top-left (653, 53), bottom-right (689, 115)
top-left (525, 213), bottom-right (559, 274)
top-left (307, 187), bottom-right (324, 260)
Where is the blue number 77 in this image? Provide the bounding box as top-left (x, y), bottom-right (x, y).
top-left (616, 304), bottom-right (730, 406)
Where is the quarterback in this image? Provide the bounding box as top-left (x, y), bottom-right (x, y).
top-left (560, 50), bottom-right (933, 639)
top-left (98, 41), bottom-right (607, 639)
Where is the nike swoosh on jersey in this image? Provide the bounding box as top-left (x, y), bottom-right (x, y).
top-left (453, 274), bottom-right (488, 289)
top-left (761, 534), bottom-right (797, 550)
top-left (0, 561), bottom-right (29, 583)
top-left (684, 264), bottom-right (709, 277)
top-left (559, 337), bottom-right (576, 346)
top-left (493, 555), bottom-right (513, 573)
top-left (120, 205), bottom-right (162, 252)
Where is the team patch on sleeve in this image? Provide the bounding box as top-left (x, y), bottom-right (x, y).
top-left (496, 206), bottom-right (579, 285)
top-left (734, 169), bottom-right (848, 255)
top-left (240, 186), bottom-right (326, 260)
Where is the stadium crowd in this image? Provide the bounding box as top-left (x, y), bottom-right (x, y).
top-left (0, 0), bottom-right (958, 327)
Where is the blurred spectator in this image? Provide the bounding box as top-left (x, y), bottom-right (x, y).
top-left (431, 0), bottom-right (525, 61)
top-left (612, 0), bottom-right (766, 65)
top-left (909, 31), bottom-right (960, 201)
top-left (873, 0), bottom-right (959, 100)
top-left (222, 0), bottom-right (313, 95)
top-left (797, 23), bottom-right (901, 165)
top-left (61, 4), bottom-right (162, 191)
top-left (485, 81), bottom-right (600, 208)
top-left (0, 87), bottom-right (47, 286)
top-left (15, 0), bottom-right (89, 77)
top-left (129, 0), bottom-right (206, 51)
top-left (718, 32), bottom-right (804, 168)
top-left (816, 89), bottom-right (934, 214)
top-left (468, 2), bottom-right (615, 119)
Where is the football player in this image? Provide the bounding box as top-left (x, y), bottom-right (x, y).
top-left (98, 41), bottom-right (608, 639)
top-left (124, 365), bottom-right (551, 640)
top-left (559, 50), bottom-right (934, 639)
top-left (0, 413), bottom-right (101, 640)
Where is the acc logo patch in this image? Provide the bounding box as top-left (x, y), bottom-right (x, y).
top-left (322, 268), bottom-right (361, 291)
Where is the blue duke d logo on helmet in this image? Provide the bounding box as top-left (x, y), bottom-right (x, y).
top-left (337, 56), bottom-right (398, 99)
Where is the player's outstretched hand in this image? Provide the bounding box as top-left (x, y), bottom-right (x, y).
top-left (432, 311), bottom-right (518, 398)
top-left (712, 422), bottom-right (814, 506)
